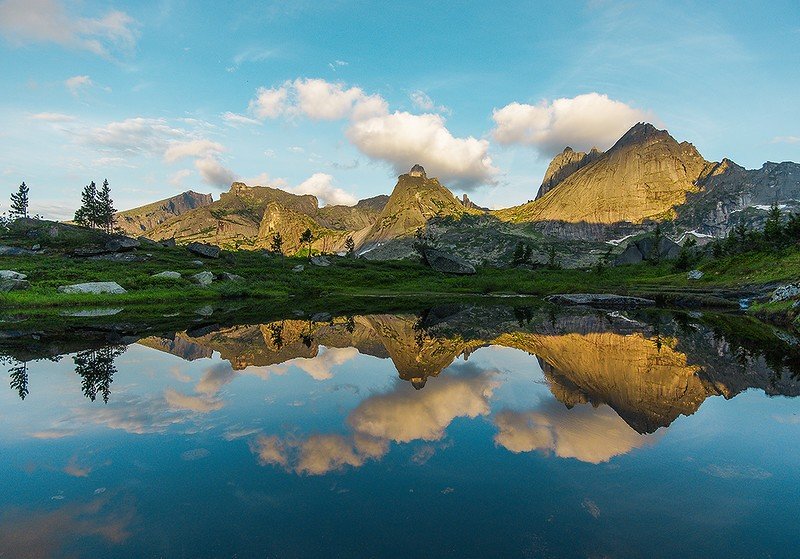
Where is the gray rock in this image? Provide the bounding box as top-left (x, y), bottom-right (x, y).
top-left (31, 244), bottom-right (41, 251)
top-left (0, 270), bottom-right (27, 280)
top-left (614, 244), bottom-right (644, 265)
top-left (105, 237), bottom-right (140, 252)
top-left (0, 245), bottom-right (36, 256)
top-left (310, 256), bottom-right (331, 267)
top-left (57, 282), bottom-right (127, 295)
top-left (88, 252), bottom-right (141, 262)
top-left (292, 265), bottom-right (305, 273)
top-left (161, 238), bottom-right (177, 248)
top-left (191, 271), bottom-right (215, 287)
top-left (311, 312), bottom-right (332, 322)
top-left (771, 283), bottom-right (800, 303)
top-left (422, 248), bottom-right (476, 275)
top-left (219, 272), bottom-right (244, 281)
top-left (545, 293), bottom-right (656, 308)
top-left (152, 271), bottom-right (182, 280)
top-left (187, 242), bottom-right (220, 259)
top-left (634, 236), bottom-right (682, 261)
top-left (687, 269), bottom-right (704, 280)
top-left (0, 279), bottom-right (30, 292)
top-left (190, 260), bottom-right (204, 267)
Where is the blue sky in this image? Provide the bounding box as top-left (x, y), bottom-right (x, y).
top-left (1, 0), bottom-right (798, 218)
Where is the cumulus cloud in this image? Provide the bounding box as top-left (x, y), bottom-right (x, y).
top-left (493, 401), bottom-right (655, 464)
top-left (244, 78), bottom-right (495, 188)
top-left (164, 388), bottom-right (224, 413)
top-left (289, 173), bottom-right (357, 206)
top-left (492, 92), bottom-right (654, 156)
top-left (65, 75), bottom-right (93, 95)
top-left (194, 156), bottom-right (236, 187)
top-left (0, 0), bottom-right (138, 58)
top-left (347, 111), bottom-right (497, 188)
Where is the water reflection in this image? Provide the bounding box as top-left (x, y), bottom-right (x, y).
top-left (1, 304), bottom-right (799, 558)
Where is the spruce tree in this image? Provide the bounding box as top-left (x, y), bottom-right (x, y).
top-left (97, 179), bottom-right (116, 233)
top-left (763, 203), bottom-right (784, 246)
top-left (300, 228), bottom-right (314, 259)
top-left (9, 182), bottom-right (29, 219)
top-left (270, 232), bottom-right (283, 255)
top-left (74, 181), bottom-right (99, 228)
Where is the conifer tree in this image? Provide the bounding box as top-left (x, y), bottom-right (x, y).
top-left (9, 181), bottom-right (29, 219)
top-left (270, 232), bottom-right (283, 255)
top-left (74, 181), bottom-right (99, 228)
top-left (97, 179), bottom-right (116, 233)
top-left (300, 228), bottom-right (314, 259)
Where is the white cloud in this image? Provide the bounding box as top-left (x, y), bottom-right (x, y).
top-left (248, 85), bottom-right (289, 119)
top-left (65, 75), bottom-right (92, 95)
top-left (328, 59), bottom-right (348, 71)
top-left (347, 111), bottom-right (497, 188)
top-left (195, 156), bottom-right (237, 188)
top-left (227, 47), bottom-right (276, 72)
top-left (29, 112), bottom-right (75, 122)
top-left (164, 388), bottom-right (223, 413)
top-left (289, 173), bottom-right (357, 206)
top-left (163, 139), bottom-right (226, 163)
top-left (169, 169), bottom-right (193, 187)
top-left (0, 0), bottom-right (138, 58)
top-left (221, 112), bottom-right (261, 127)
top-left (409, 90), bottom-right (449, 114)
top-left (492, 92), bottom-right (654, 156)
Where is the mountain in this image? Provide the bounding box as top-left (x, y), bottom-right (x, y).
top-left (496, 123), bottom-right (717, 232)
top-left (536, 146), bottom-right (602, 199)
top-left (115, 191), bottom-right (213, 236)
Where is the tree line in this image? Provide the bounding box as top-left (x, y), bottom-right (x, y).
top-left (268, 228), bottom-right (355, 259)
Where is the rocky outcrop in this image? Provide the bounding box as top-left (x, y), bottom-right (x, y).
top-left (496, 123), bottom-right (717, 234)
top-left (187, 242), bottom-right (220, 259)
top-left (115, 191), bottom-right (213, 236)
top-left (422, 247), bottom-right (476, 275)
top-left (537, 147), bottom-right (602, 199)
top-left (613, 236), bottom-right (682, 265)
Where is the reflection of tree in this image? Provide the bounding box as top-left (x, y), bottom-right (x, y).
top-left (513, 306), bottom-right (533, 327)
top-left (73, 346), bottom-right (126, 403)
top-left (268, 322), bottom-right (284, 349)
top-left (345, 316), bottom-right (356, 334)
top-left (3, 358), bottom-right (29, 400)
top-left (299, 320), bottom-right (314, 348)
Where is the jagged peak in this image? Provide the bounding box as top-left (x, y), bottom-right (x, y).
top-left (408, 164), bottom-right (427, 178)
top-left (611, 122), bottom-right (672, 150)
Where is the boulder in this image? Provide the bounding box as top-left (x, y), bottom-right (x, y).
top-left (310, 256), bottom-right (331, 267)
top-left (771, 283), bottom-right (800, 303)
top-left (161, 238), bottom-right (177, 248)
top-left (0, 279), bottom-right (30, 292)
top-left (152, 271), bottom-right (182, 280)
top-left (105, 237), bottom-right (140, 252)
top-left (292, 265), bottom-right (305, 273)
top-left (57, 282), bottom-right (127, 295)
top-left (614, 244), bottom-right (644, 265)
top-left (422, 248), bottom-right (476, 275)
top-left (0, 245), bottom-right (36, 256)
top-left (545, 293), bottom-right (656, 308)
top-left (219, 272), bottom-right (244, 281)
top-left (31, 244), bottom-right (41, 251)
top-left (195, 305), bottom-right (214, 316)
top-left (191, 271), bottom-right (215, 287)
top-left (190, 260), bottom-right (204, 267)
top-left (687, 269), bottom-right (704, 280)
top-left (0, 270), bottom-right (27, 280)
top-left (187, 242), bottom-right (220, 259)
top-left (71, 246), bottom-right (109, 257)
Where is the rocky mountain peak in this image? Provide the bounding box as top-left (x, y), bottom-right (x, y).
top-left (612, 122), bottom-right (671, 150)
top-left (537, 145), bottom-right (603, 199)
top-left (408, 164), bottom-right (427, 178)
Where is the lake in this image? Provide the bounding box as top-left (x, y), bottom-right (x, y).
top-left (1, 304), bottom-right (798, 558)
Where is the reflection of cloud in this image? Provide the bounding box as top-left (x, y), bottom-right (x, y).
top-left (493, 401), bottom-right (655, 464)
top-left (0, 497), bottom-right (133, 559)
top-left (64, 455), bottom-right (92, 477)
top-left (251, 363), bottom-right (497, 474)
top-left (30, 428), bottom-right (76, 440)
top-left (66, 394), bottom-right (196, 435)
top-left (252, 346), bottom-right (359, 381)
top-left (702, 464), bottom-right (772, 480)
top-left (348, 363), bottom-right (499, 442)
top-left (164, 388), bottom-right (223, 413)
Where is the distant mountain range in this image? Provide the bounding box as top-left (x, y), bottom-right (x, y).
top-left (115, 122), bottom-right (800, 265)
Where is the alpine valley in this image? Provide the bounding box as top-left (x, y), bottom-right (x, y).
top-left (115, 123), bottom-right (800, 269)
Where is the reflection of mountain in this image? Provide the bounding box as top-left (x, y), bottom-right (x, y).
top-left (133, 307), bottom-right (800, 435)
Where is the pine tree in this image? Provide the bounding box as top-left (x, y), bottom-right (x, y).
top-left (9, 182), bottom-right (29, 219)
top-left (300, 228), bottom-right (314, 259)
top-left (96, 179), bottom-right (116, 233)
top-left (511, 242), bottom-right (526, 266)
top-left (345, 235), bottom-right (355, 255)
top-left (270, 232), bottom-right (283, 255)
top-left (74, 181), bottom-right (99, 228)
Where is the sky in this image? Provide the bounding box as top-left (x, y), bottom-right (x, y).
top-left (0, 0), bottom-right (798, 219)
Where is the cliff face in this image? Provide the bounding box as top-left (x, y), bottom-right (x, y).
top-left (496, 123), bottom-right (716, 227)
top-left (536, 147), bottom-right (602, 199)
top-left (115, 191), bottom-right (213, 236)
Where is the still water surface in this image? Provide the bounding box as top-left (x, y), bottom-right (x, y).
top-left (1, 305), bottom-right (798, 558)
